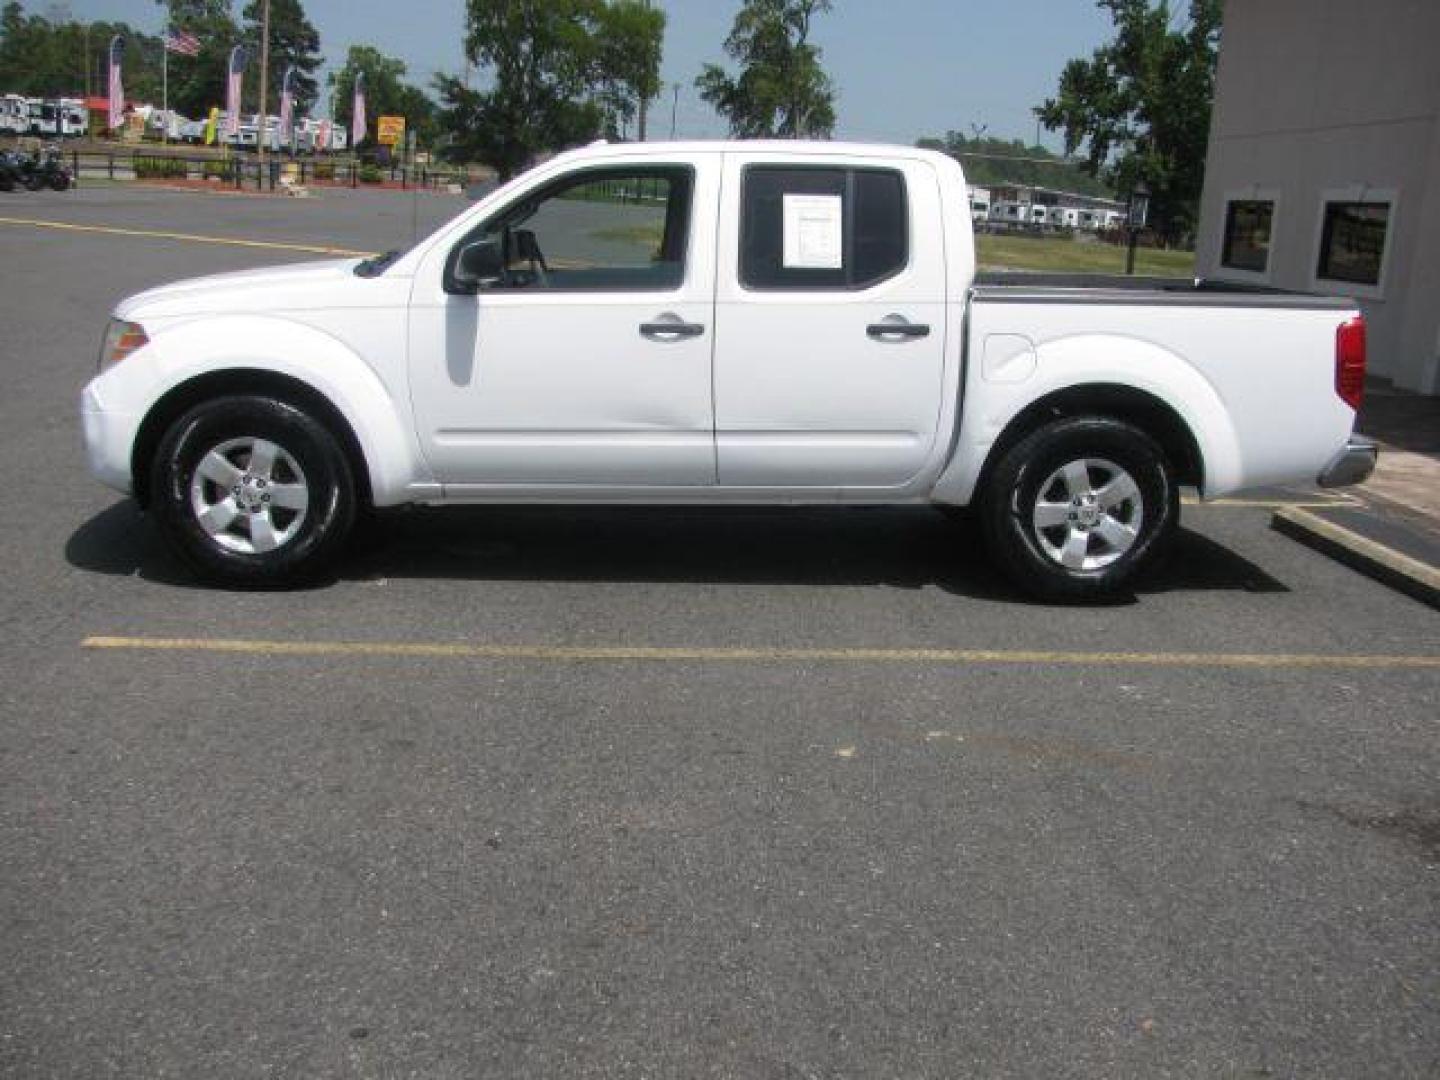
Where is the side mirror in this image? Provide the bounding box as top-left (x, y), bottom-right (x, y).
top-left (444, 238), bottom-right (505, 294)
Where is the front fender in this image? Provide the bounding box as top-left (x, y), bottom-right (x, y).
top-left (932, 333), bottom-right (1243, 504)
top-left (97, 313), bottom-right (433, 506)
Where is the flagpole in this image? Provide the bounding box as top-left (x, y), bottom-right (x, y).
top-left (257, 0), bottom-right (271, 180)
top-left (162, 28), bottom-right (168, 145)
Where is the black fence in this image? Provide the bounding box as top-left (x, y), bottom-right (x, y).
top-left (54, 150), bottom-right (464, 193)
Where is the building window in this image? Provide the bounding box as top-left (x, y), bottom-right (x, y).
top-left (740, 166), bottom-right (908, 290)
top-left (1317, 201), bottom-right (1390, 287)
top-left (1220, 199), bottom-right (1274, 273)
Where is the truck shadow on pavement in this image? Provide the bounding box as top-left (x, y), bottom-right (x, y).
top-left (67, 501), bottom-right (1289, 602)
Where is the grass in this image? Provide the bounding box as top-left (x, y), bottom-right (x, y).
top-left (977, 233), bottom-right (1195, 277)
top-left (590, 223), bottom-right (665, 248)
top-left (580, 227), bottom-right (1197, 277)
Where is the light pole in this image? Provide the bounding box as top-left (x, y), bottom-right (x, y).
top-left (1125, 180), bottom-right (1151, 275)
top-left (669, 83), bottom-right (679, 140)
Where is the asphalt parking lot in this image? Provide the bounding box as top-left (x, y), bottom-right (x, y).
top-left (2, 185), bottom-right (1438, 1079)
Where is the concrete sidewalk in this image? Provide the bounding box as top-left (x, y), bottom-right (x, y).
top-left (1271, 378), bottom-right (1440, 607)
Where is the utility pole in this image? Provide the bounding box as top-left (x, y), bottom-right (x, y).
top-left (256, 0), bottom-right (271, 178)
top-left (637, 0), bottom-right (651, 141)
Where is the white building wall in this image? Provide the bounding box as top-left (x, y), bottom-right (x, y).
top-left (1195, 0), bottom-right (1440, 393)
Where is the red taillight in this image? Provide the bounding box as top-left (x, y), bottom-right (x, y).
top-left (1336, 316), bottom-right (1366, 411)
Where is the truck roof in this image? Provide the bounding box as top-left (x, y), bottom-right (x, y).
top-left (549, 138), bottom-right (959, 170)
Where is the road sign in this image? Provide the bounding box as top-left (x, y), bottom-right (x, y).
top-left (377, 115), bottom-right (405, 147)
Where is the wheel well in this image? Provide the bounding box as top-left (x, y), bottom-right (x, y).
top-left (977, 384), bottom-right (1205, 497)
top-left (130, 370), bottom-right (372, 510)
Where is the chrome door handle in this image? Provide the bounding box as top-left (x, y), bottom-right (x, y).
top-left (867, 320), bottom-right (930, 341)
top-left (640, 320), bottom-right (705, 341)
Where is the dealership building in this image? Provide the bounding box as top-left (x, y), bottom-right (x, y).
top-left (1194, 0), bottom-right (1440, 395)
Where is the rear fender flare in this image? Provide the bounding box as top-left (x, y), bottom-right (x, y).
top-left (934, 333), bottom-right (1242, 504)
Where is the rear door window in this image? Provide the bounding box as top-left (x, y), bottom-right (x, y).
top-left (740, 166), bottom-right (908, 290)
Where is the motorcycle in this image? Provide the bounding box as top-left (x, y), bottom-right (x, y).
top-left (18, 145), bottom-right (71, 191)
top-left (0, 148), bottom-right (23, 193)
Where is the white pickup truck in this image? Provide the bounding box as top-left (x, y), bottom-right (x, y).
top-left (81, 140), bottom-right (1376, 599)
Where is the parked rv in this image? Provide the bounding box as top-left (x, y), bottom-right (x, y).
top-left (1, 94), bottom-right (28, 135)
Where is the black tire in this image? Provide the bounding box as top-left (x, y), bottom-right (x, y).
top-left (0, 173), bottom-right (13, 193)
top-left (150, 395), bottom-right (357, 586)
top-left (980, 416), bottom-right (1178, 602)
top-left (23, 173), bottom-right (43, 192)
top-left (50, 173), bottom-right (69, 191)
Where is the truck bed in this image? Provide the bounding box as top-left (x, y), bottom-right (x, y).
top-left (973, 273), bottom-right (1354, 310)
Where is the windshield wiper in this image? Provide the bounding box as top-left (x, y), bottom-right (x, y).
top-left (354, 250), bottom-right (401, 278)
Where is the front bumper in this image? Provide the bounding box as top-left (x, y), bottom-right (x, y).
top-left (80, 381), bottom-right (140, 495)
top-left (1317, 437), bottom-right (1378, 488)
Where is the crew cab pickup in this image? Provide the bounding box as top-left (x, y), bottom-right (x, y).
top-left (81, 141), bottom-right (1377, 599)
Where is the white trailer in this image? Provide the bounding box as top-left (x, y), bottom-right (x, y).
top-left (58, 98), bottom-right (88, 137)
top-left (0, 94), bottom-right (27, 134)
top-left (967, 185), bottom-right (991, 224)
top-left (26, 99), bottom-right (59, 137)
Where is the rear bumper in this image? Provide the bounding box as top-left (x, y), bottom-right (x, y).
top-left (1317, 437), bottom-right (1378, 488)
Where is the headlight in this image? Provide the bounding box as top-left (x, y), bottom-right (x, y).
top-left (99, 319), bottom-right (148, 370)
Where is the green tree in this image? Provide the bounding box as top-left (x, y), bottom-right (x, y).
top-left (241, 0), bottom-right (322, 114)
top-left (330, 45), bottom-right (438, 151)
top-left (594, 0), bottom-right (665, 139)
top-left (696, 0), bottom-right (835, 139)
top-left (0, 5), bottom-right (164, 103)
top-left (154, 0), bottom-right (242, 119)
top-left (916, 131), bottom-right (1114, 198)
top-left (437, 0), bottom-right (665, 179)
top-left (1035, 0), bottom-right (1221, 243)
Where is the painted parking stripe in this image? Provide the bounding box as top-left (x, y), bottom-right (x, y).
top-left (0, 216), bottom-right (376, 257)
top-left (81, 636), bottom-right (1440, 669)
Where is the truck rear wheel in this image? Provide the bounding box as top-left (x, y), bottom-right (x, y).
top-left (980, 416), bottom-right (1178, 602)
top-left (149, 395), bottom-right (356, 586)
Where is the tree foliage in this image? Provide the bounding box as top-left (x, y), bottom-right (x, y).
top-left (697, 0), bottom-right (835, 139)
top-left (593, 0), bottom-right (665, 139)
top-left (437, 0), bottom-right (666, 180)
top-left (1, 2), bottom-right (165, 102)
top-left (241, 0), bottom-right (322, 114)
top-left (916, 131), bottom-right (1114, 198)
top-left (155, 0), bottom-right (243, 119)
top-left (330, 45), bottom-right (438, 151)
top-left (1035, 0), bottom-right (1221, 242)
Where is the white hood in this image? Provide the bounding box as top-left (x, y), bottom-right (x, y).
top-left (116, 258), bottom-right (379, 321)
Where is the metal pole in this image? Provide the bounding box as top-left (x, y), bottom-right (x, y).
top-left (1126, 227), bottom-right (1138, 275)
top-left (669, 84), bottom-right (678, 140)
top-left (256, 0), bottom-right (271, 180)
top-left (162, 30), bottom-right (168, 145)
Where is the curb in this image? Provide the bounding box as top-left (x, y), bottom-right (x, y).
top-left (1271, 506), bottom-right (1440, 610)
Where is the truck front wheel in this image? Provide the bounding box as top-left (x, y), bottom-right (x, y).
top-left (980, 416), bottom-right (1178, 602)
top-left (149, 395), bottom-right (357, 586)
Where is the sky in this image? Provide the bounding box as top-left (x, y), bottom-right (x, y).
top-left (24, 0), bottom-right (1115, 147)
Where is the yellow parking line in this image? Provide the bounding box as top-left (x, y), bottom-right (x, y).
top-left (1184, 496), bottom-right (1359, 509)
top-left (0, 216), bottom-right (375, 257)
top-left (81, 635), bottom-right (1440, 669)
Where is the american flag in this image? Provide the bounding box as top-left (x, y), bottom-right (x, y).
top-left (226, 45), bottom-right (246, 137)
top-left (317, 118), bottom-right (331, 152)
top-left (351, 71), bottom-right (366, 146)
top-left (107, 36), bottom-right (124, 131)
top-left (164, 29), bottom-right (200, 57)
top-left (278, 65), bottom-right (295, 146)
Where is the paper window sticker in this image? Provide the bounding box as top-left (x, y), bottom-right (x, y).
top-left (782, 194), bottom-right (844, 269)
